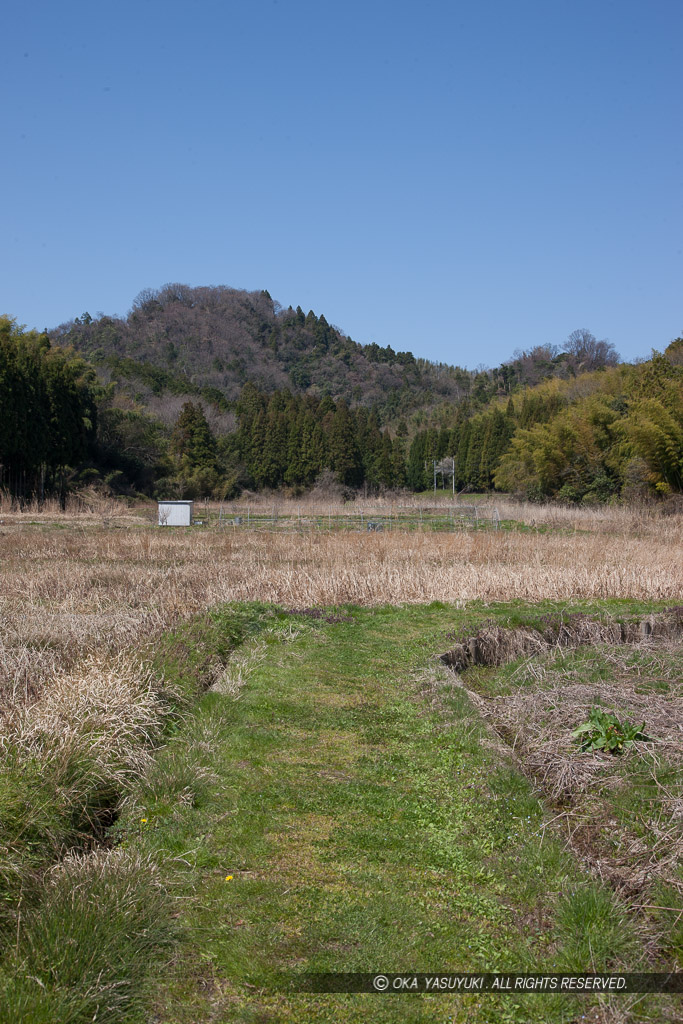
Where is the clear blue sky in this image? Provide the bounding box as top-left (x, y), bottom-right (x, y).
top-left (2, 0), bottom-right (681, 367)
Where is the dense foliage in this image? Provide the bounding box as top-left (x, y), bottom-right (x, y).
top-left (407, 341), bottom-right (683, 502)
top-left (0, 317), bottom-right (98, 498)
top-left (406, 405), bottom-right (516, 493)
top-left (494, 350), bottom-right (683, 501)
top-left (92, 345), bottom-right (683, 504)
top-left (233, 385), bottom-right (405, 492)
top-left (128, 388), bottom-right (405, 499)
top-left (2, 285), bottom-right (681, 506)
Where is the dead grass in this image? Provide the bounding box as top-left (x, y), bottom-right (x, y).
top-left (1, 499), bottom-right (679, 1019)
top-left (441, 609), bottom-right (683, 672)
top-left (217, 491), bottom-right (682, 538)
top-left (1, 506), bottom-right (680, 714)
top-left (1, 488), bottom-right (678, 537)
top-left (0, 488), bottom-right (151, 525)
top-left (479, 644), bottom-right (682, 798)
top-left (4, 655), bottom-right (174, 781)
top-left (453, 635), bottom-right (683, 903)
top-left (0, 654), bottom-right (177, 897)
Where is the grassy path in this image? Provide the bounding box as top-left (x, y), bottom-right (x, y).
top-left (127, 603), bottom-right (666, 1023)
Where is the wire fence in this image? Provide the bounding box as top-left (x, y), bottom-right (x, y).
top-left (197, 503), bottom-right (501, 533)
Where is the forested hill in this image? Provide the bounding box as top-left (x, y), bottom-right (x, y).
top-left (4, 283), bottom-right (680, 506)
top-left (51, 284), bottom-right (475, 420)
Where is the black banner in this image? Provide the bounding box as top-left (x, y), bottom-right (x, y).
top-left (281, 973), bottom-right (683, 994)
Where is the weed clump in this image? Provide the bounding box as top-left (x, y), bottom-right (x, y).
top-left (572, 707), bottom-right (651, 754)
top-left (0, 656), bottom-right (176, 932)
top-left (0, 849), bottom-right (174, 1024)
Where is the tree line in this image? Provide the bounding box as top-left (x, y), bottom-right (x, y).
top-left (494, 347), bottom-right (683, 502)
top-left (2, 306), bottom-right (681, 506)
top-left (122, 342), bottom-right (683, 505)
top-left (407, 341), bottom-right (683, 502)
top-left (406, 405), bottom-right (516, 493)
top-left (160, 384), bottom-right (408, 497)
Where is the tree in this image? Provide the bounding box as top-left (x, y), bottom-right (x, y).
top-left (375, 432), bottom-right (394, 488)
top-left (563, 329), bottom-right (619, 373)
top-left (479, 407), bottom-right (515, 489)
top-left (407, 432), bottom-right (428, 491)
top-left (664, 337), bottom-right (683, 366)
top-left (171, 402), bottom-right (216, 472)
top-left (623, 399), bottom-right (683, 493)
top-left (453, 421), bottom-right (472, 489)
top-left (284, 411), bottom-right (305, 486)
top-left (464, 418), bottom-right (487, 490)
top-left (327, 401), bottom-right (362, 487)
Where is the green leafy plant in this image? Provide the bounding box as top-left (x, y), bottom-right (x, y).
top-left (572, 707), bottom-right (651, 754)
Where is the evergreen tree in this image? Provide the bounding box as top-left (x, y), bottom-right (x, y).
top-left (437, 427), bottom-right (451, 459)
top-left (308, 421), bottom-right (326, 481)
top-left (251, 410), bottom-right (277, 487)
top-left (464, 419), bottom-right (487, 489)
top-left (171, 402), bottom-right (217, 472)
top-left (284, 410), bottom-right (305, 486)
top-left (391, 434), bottom-right (407, 488)
top-left (454, 421), bottom-right (472, 489)
top-left (328, 401), bottom-right (362, 486)
top-left (479, 408), bottom-right (515, 489)
top-left (376, 431), bottom-right (394, 488)
top-left (360, 410), bottom-right (383, 488)
top-left (407, 432), bottom-right (428, 491)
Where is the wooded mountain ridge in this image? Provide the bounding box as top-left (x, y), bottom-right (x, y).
top-left (51, 283), bottom-right (621, 427)
top-left (3, 284), bottom-right (680, 505)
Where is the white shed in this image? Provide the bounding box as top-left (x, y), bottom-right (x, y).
top-left (158, 500), bottom-right (194, 527)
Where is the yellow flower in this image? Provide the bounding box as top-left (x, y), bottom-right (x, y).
top-left (225, 875), bottom-right (233, 881)
top-left (141, 818), bottom-right (148, 823)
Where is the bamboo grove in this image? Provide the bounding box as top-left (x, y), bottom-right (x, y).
top-left (0, 317), bottom-right (98, 499)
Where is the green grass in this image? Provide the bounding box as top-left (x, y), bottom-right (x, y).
top-left (150, 601), bottom-right (276, 704)
top-left (4, 600), bottom-right (678, 1022)
top-left (0, 850), bottom-right (175, 1024)
top-left (0, 605), bottom-right (274, 924)
top-left (116, 602), bottom-right (672, 1022)
top-left (206, 509), bottom-right (503, 533)
top-left (467, 642), bottom-right (680, 700)
top-left (496, 518), bottom-right (588, 535)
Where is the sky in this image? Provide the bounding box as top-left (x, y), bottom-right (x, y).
top-left (2, 0), bottom-right (681, 368)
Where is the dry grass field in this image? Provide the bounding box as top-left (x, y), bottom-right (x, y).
top-left (1, 494), bottom-right (681, 711)
top-left (1, 493), bottom-right (676, 777)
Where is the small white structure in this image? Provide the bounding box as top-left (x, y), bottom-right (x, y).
top-left (157, 500), bottom-right (194, 527)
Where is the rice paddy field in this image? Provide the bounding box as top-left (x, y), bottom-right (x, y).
top-left (0, 492), bottom-right (681, 1022)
